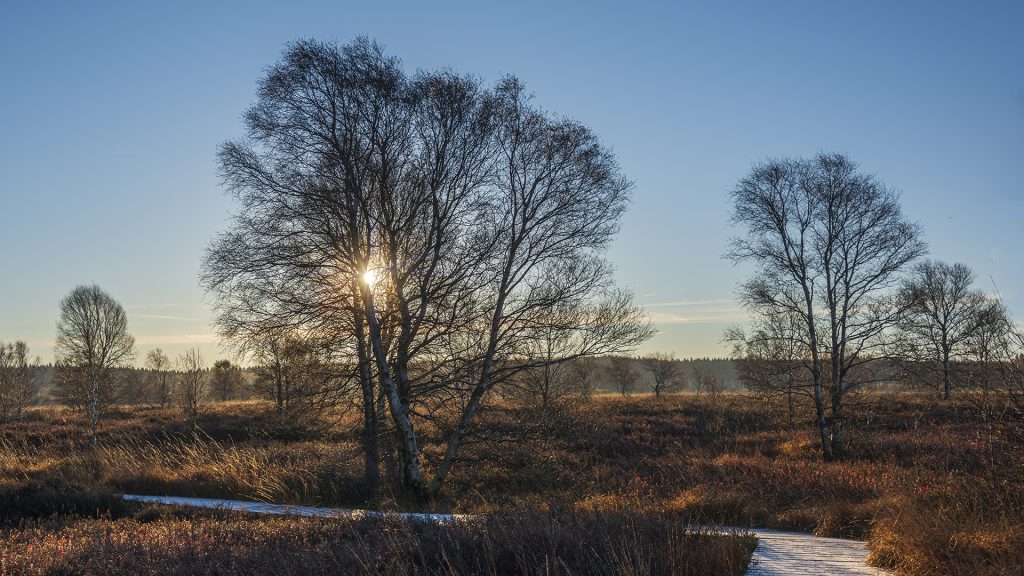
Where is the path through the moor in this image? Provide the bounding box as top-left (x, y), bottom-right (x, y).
top-left (120, 494), bottom-right (892, 576)
top-left (742, 528), bottom-right (892, 576)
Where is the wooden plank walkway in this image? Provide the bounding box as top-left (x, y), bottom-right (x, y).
top-left (121, 495), bottom-right (891, 575)
top-left (744, 528), bottom-right (892, 576)
top-left (120, 494), bottom-right (470, 523)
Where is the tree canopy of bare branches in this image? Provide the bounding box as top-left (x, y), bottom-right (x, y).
top-left (897, 260), bottom-right (990, 400)
top-left (691, 364), bottom-right (723, 399)
top-left (176, 348), bottom-right (206, 427)
top-left (54, 284), bottom-right (136, 445)
top-left (0, 341), bottom-right (42, 421)
top-left (725, 313), bottom-right (810, 423)
top-left (144, 348), bottom-right (173, 408)
top-left (642, 353), bottom-right (685, 398)
top-left (727, 153), bottom-right (926, 460)
top-left (608, 356), bottom-right (640, 397)
top-left (967, 300), bottom-right (1015, 399)
top-left (201, 38), bottom-right (652, 498)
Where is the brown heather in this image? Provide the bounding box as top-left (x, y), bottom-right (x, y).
top-left (0, 511), bottom-right (754, 576)
top-left (0, 393), bottom-right (1021, 575)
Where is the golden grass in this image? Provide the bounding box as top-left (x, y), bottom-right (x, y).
top-left (0, 392), bottom-right (1021, 575)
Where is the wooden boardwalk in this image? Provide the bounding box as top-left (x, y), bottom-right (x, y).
top-left (120, 494), bottom-right (469, 523)
top-left (744, 528), bottom-right (892, 576)
top-left (121, 495), bottom-right (891, 575)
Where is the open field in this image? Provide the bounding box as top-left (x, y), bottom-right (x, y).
top-left (0, 392), bottom-right (1021, 575)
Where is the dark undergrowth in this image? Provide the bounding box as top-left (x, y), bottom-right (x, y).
top-left (0, 485), bottom-right (754, 576)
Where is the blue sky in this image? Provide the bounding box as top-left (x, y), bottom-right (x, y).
top-left (1, 1), bottom-right (1021, 363)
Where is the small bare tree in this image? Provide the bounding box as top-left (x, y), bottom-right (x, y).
top-left (54, 285), bottom-right (136, 445)
top-left (176, 348), bottom-right (206, 427)
top-left (642, 353), bottom-right (685, 398)
top-left (967, 300), bottom-right (1013, 400)
top-left (250, 332), bottom-right (339, 419)
top-left (0, 341), bottom-right (42, 421)
top-left (144, 348), bottom-right (173, 407)
top-left (725, 313), bottom-right (810, 424)
top-left (898, 261), bottom-right (990, 400)
top-left (608, 356), bottom-right (640, 397)
top-left (692, 365), bottom-right (722, 400)
top-left (568, 357), bottom-right (599, 402)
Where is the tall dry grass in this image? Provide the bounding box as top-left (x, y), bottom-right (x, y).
top-left (0, 506), bottom-right (754, 576)
top-left (0, 393), bottom-right (1021, 574)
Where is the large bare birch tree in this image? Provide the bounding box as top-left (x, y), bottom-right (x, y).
top-left (727, 154), bottom-right (925, 460)
top-left (202, 38), bottom-right (651, 498)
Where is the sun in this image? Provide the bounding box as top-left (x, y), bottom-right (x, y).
top-left (363, 269), bottom-right (377, 287)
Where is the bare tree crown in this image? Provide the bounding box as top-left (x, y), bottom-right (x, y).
top-left (201, 38), bottom-right (652, 497)
top-left (727, 153), bottom-right (925, 459)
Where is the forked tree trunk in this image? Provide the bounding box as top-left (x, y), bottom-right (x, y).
top-left (426, 278), bottom-right (512, 497)
top-left (353, 312), bottom-right (379, 489)
top-left (359, 381), bottom-right (379, 488)
top-left (361, 289), bottom-right (425, 498)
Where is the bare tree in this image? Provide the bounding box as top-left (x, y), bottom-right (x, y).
top-left (423, 81), bottom-right (652, 494)
top-left (1004, 323), bottom-right (1024, 439)
top-left (608, 356), bottom-right (640, 397)
top-left (250, 332), bottom-right (341, 419)
top-left (898, 261), bottom-right (989, 400)
top-left (176, 348), bottom-right (206, 427)
top-left (727, 154), bottom-right (926, 460)
top-left (210, 359), bottom-right (243, 402)
top-left (144, 348), bottom-right (173, 408)
top-left (966, 300), bottom-right (1013, 400)
top-left (202, 38), bottom-right (652, 498)
top-left (725, 313), bottom-right (810, 424)
top-left (568, 357), bottom-right (599, 402)
top-left (642, 353), bottom-right (685, 398)
top-left (54, 285), bottom-right (136, 445)
top-left (691, 364), bottom-right (722, 400)
top-left (504, 323), bottom-right (611, 408)
top-left (0, 341), bottom-right (42, 421)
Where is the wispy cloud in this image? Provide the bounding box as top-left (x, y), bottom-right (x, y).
top-left (640, 296), bottom-right (749, 325)
top-left (133, 314), bottom-right (206, 322)
top-left (643, 298), bottom-right (736, 308)
top-left (648, 311), bottom-right (749, 325)
top-left (134, 334), bottom-right (219, 346)
top-left (126, 303), bottom-right (189, 310)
